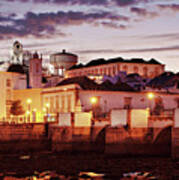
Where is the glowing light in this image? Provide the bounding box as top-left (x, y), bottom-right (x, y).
top-left (33, 108), bottom-right (37, 112)
top-left (46, 103), bottom-right (50, 108)
top-left (26, 110), bottom-right (30, 115)
top-left (43, 107), bottom-right (46, 112)
top-left (90, 97), bottom-right (97, 104)
top-left (26, 98), bottom-right (32, 104)
top-left (147, 92), bottom-right (155, 100)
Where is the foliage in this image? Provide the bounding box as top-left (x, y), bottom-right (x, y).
top-left (10, 100), bottom-right (25, 116)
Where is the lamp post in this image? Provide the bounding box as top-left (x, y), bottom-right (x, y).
top-left (147, 92), bottom-right (155, 115)
top-left (32, 108), bottom-right (37, 123)
top-left (26, 98), bottom-right (32, 123)
top-left (45, 103), bottom-right (50, 122)
top-left (90, 96), bottom-right (98, 121)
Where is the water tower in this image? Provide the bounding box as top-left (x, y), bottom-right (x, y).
top-left (50, 49), bottom-right (78, 76)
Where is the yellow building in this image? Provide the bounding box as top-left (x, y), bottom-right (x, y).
top-left (13, 88), bottom-right (43, 123)
top-left (0, 72), bottom-right (26, 121)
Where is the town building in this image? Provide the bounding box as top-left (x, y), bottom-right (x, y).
top-left (65, 58), bottom-right (165, 79)
top-left (0, 71), bottom-right (26, 120)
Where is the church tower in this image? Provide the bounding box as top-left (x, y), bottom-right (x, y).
top-left (29, 52), bottom-right (42, 88)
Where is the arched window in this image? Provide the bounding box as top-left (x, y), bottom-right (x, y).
top-left (134, 66), bottom-right (139, 74)
top-left (143, 67), bottom-right (148, 77)
top-left (122, 65), bottom-right (128, 72)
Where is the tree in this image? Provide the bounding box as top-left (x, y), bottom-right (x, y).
top-left (10, 100), bottom-right (25, 116)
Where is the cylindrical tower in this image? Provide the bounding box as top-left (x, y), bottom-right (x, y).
top-left (50, 49), bottom-right (78, 75)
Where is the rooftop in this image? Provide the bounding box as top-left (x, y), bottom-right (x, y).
top-left (147, 72), bottom-right (179, 89)
top-left (57, 76), bottom-right (136, 92)
top-left (51, 49), bottom-right (78, 57)
top-left (69, 57), bottom-right (163, 70)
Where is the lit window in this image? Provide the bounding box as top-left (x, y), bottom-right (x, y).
top-left (123, 65), bottom-right (128, 72)
top-left (6, 79), bottom-right (11, 87)
top-left (143, 67), bottom-right (148, 77)
top-left (134, 66), bottom-right (139, 74)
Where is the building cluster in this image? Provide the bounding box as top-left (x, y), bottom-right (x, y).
top-left (0, 41), bottom-right (178, 124)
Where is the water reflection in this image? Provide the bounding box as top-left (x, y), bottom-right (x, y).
top-left (3, 171), bottom-right (157, 180)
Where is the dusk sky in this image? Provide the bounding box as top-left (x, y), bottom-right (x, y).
top-left (0, 0), bottom-right (179, 72)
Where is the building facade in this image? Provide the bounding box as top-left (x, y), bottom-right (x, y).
top-left (66, 58), bottom-right (165, 79)
top-left (0, 72), bottom-right (26, 120)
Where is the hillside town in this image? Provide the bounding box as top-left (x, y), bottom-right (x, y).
top-left (0, 41), bottom-right (178, 122)
top-left (0, 41), bottom-right (179, 159)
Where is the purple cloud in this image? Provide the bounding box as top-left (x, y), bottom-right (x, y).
top-left (158, 4), bottom-right (179, 12)
top-left (101, 21), bottom-right (128, 29)
top-left (76, 45), bottom-right (179, 54)
top-left (130, 7), bottom-right (158, 18)
top-left (3, 0), bottom-right (152, 6)
top-left (0, 10), bottom-right (129, 39)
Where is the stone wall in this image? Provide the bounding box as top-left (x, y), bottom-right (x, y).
top-left (105, 127), bottom-right (171, 155)
top-left (0, 123), bottom-right (49, 153)
top-left (0, 123), bottom-right (45, 141)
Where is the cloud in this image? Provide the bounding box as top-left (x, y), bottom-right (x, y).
top-left (140, 33), bottom-right (179, 40)
top-left (100, 21), bottom-right (128, 29)
top-left (0, 10), bottom-right (129, 39)
top-left (120, 45), bottom-right (179, 53)
top-left (4, 0), bottom-right (152, 6)
top-left (158, 4), bottom-right (179, 12)
top-left (77, 45), bottom-right (179, 54)
top-left (130, 7), bottom-right (158, 18)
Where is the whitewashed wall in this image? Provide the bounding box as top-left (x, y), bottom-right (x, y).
top-left (79, 90), bottom-right (179, 113)
top-left (110, 109), bottom-right (128, 127)
top-left (74, 112), bottom-right (92, 127)
top-left (58, 113), bottom-right (71, 126)
top-left (130, 109), bottom-right (149, 128)
top-left (174, 109), bottom-right (179, 127)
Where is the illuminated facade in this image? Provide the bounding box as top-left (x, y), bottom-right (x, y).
top-left (66, 58), bottom-right (165, 79)
top-left (0, 72), bottom-right (26, 120)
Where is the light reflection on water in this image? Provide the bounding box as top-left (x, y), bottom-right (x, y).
top-left (3, 171), bottom-right (157, 180)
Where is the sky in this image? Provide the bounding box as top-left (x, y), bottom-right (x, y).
top-left (0, 0), bottom-right (179, 72)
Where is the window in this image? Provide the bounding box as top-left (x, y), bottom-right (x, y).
top-left (154, 67), bottom-right (159, 76)
top-left (134, 66), bottom-right (139, 74)
top-left (36, 63), bottom-right (39, 73)
top-left (67, 95), bottom-right (72, 112)
top-left (100, 68), bottom-right (103, 75)
top-left (143, 67), bottom-right (148, 77)
top-left (108, 67), bottom-right (111, 76)
top-left (6, 89), bottom-right (11, 100)
top-left (50, 96), bottom-right (54, 113)
top-left (6, 79), bottom-right (11, 87)
top-left (56, 95), bottom-right (59, 111)
top-left (117, 64), bottom-right (120, 72)
top-left (113, 66), bottom-right (116, 76)
top-left (61, 96), bottom-right (65, 112)
top-left (122, 65), bottom-right (128, 72)
top-left (124, 97), bottom-right (132, 109)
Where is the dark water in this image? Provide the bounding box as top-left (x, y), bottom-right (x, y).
top-left (0, 152), bottom-right (178, 180)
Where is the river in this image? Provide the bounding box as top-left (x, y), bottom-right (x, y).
top-left (0, 152), bottom-right (178, 180)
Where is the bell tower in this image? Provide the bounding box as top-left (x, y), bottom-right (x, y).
top-left (29, 52), bottom-right (42, 88)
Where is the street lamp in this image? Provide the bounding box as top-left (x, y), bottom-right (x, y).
top-left (147, 92), bottom-right (155, 100)
top-left (45, 103), bottom-right (50, 122)
top-left (147, 92), bottom-right (155, 115)
top-left (90, 97), bottom-right (97, 105)
top-left (32, 108), bottom-right (37, 123)
top-left (90, 96), bottom-right (99, 120)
